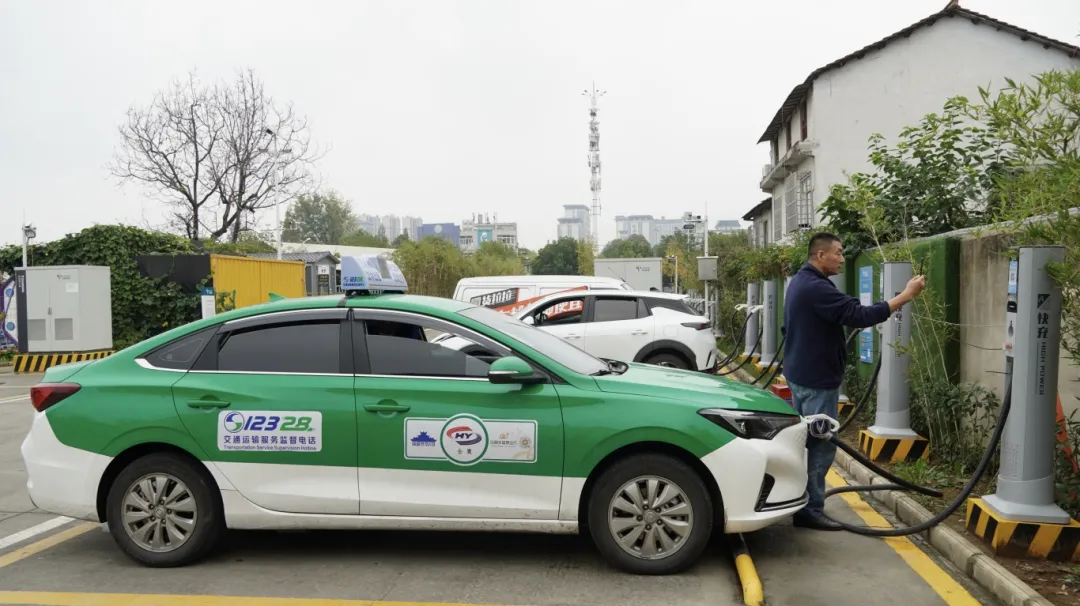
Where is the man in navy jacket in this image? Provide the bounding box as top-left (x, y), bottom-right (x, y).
top-left (783, 232), bottom-right (925, 530)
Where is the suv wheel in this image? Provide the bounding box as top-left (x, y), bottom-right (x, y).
top-left (645, 353), bottom-right (689, 370)
top-left (587, 453), bottom-right (713, 575)
top-left (105, 452), bottom-right (224, 567)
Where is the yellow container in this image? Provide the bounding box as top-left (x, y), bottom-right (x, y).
top-left (209, 255), bottom-right (306, 310)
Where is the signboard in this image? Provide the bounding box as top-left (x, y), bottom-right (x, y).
top-left (0, 277), bottom-right (17, 347)
top-left (471, 285), bottom-right (588, 317)
top-left (200, 286), bottom-right (216, 319)
top-left (859, 266), bottom-right (873, 363)
top-left (477, 229), bottom-right (494, 244)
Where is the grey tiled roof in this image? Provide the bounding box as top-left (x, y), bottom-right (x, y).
top-left (248, 251), bottom-right (337, 264)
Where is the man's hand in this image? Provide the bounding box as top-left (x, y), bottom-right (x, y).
top-left (904, 275), bottom-right (927, 298)
top-left (887, 274), bottom-right (926, 312)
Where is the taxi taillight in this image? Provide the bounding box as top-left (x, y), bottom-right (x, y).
top-left (30, 383), bottom-right (81, 412)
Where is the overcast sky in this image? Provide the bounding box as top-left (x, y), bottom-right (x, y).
top-left (2, 0), bottom-right (1078, 250)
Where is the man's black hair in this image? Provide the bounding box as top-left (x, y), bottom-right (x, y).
top-left (808, 232), bottom-right (841, 258)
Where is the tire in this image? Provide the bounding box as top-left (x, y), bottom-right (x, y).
top-left (645, 352), bottom-right (690, 370)
top-left (105, 452), bottom-right (224, 567)
top-left (587, 453), bottom-right (714, 575)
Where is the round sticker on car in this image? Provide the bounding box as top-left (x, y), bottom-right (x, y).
top-left (440, 413), bottom-right (489, 466)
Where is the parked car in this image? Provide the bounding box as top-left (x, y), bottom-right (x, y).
top-left (452, 275), bottom-right (631, 315)
top-left (20, 259), bottom-right (806, 575)
top-left (514, 290), bottom-right (720, 372)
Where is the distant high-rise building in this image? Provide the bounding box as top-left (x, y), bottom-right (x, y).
top-left (402, 216), bottom-right (423, 240)
top-left (355, 214), bottom-right (424, 240)
top-left (557, 204), bottom-right (591, 241)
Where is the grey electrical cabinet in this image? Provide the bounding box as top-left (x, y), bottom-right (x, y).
top-left (15, 265), bottom-right (113, 354)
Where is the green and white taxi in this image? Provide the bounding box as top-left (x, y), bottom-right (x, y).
top-left (20, 256), bottom-right (809, 575)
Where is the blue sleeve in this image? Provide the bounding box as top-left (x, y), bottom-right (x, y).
top-left (810, 283), bottom-right (892, 329)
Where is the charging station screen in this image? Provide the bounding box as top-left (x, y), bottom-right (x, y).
top-left (858, 266), bottom-right (874, 363)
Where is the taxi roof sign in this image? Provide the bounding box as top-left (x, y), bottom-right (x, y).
top-left (340, 254), bottom-right (408, 294)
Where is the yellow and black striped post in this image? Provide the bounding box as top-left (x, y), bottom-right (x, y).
top-left (13, 350), bottom-right (115, 374)
top-left (966, 497), bottom-right (1080, 561)
top-left (857, 430), bottom-right (930, 463)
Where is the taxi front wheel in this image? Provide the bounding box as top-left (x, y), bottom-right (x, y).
top-left (587, 453), bottom-right (713, 575)
top-left (105, 452), bottom-right (224, 567)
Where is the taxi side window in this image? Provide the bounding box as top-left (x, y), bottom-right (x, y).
top-left (363, 319), bottom-right (503, 378)
top-left (142, 326), bottom-right (218, 371)
top-left (217, 320), bottom-right (340, 374)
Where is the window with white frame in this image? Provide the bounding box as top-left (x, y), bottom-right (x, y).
top-left (775, 185), bottom-right (788, 242)
top-left (785, 171), bottom-right (814, 233)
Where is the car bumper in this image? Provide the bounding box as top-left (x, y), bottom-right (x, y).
top-left (20, 412), bottom-right (111, 522)
top-left (700, 421), bottom-right (809, 533)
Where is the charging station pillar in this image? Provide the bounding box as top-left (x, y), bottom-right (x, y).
top-left (980, 246), bottom-right (1071, 525)
top-left (742, 282), bottom-right (760, 359)
top-left (827, 270), bottom-right (852, 413)
top-left (860, 261), bottom-right (928, 462)
top-left (758, 279), bottom-right (779, 367)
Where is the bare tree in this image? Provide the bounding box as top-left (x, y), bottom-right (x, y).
top-left (109, 69), bottom-right (323, 242)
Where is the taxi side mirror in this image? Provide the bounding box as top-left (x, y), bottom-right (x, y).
top-left (488, 356), bottom-right (545, 385)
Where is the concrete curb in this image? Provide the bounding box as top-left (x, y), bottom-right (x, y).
top-left (832, 449), bottom-right (1054, 606)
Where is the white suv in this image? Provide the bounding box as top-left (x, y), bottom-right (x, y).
top-left (514, 290), bottom-right (719, 372)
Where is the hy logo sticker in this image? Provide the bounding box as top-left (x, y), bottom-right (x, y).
top-left (440, 414), bottom-right (489, 466)
top-left (1038, 294), bottom-right (1050, 309)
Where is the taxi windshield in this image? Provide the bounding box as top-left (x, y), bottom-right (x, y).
top-left (458, 305), bottom-right (609, 376)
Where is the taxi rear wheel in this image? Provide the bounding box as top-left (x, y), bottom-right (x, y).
top-left (587, 453), bottom-right (713, 575)
top-left (105, 452), bottom-right (223, 567)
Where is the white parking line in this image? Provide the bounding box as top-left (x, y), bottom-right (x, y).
top-left (0, 517), bottom-right (74, 551)
top-left (0, 395), bottom-right (28, 404)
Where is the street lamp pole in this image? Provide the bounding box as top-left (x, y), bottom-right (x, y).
top-left (21, 223), bottom-right (36, 268)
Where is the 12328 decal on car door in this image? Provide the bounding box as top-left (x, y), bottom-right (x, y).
top-left (217, 411), bottom-right (322, 452)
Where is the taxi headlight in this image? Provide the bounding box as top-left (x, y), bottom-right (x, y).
top-left (699, 408), bottom-right (801, 440)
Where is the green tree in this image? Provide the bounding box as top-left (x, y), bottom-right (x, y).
top-left (340, 229), bottom-right (391, 248)
top-left (391, 231), bottom-right (410, 248)
top-left (576, 240), bottom-right (595, 276)
top-left (820, 97), bottom-right (1005, 251)
top-left (392, 237), bottom-right (473, 297)
top-left (472, 241), bottom-right (525, 276)
top-left (281, 191), bottom-right (357, 245)
top-left (600, 235), bottom-right (652, 258)
top-left (532, 237), bottom-right (583, 275)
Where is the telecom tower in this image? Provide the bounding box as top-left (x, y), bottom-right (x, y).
top-left (583, 82), bottom-right (605, 250)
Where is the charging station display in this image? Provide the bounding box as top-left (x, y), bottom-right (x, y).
top-left (858, 266), bottom-right (874, 363)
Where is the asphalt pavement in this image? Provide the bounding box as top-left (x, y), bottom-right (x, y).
top-left (0, 367), bottom-right (999, 605)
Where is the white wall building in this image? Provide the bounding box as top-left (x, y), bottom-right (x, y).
top-left (613, 214), bottom-right (692, 246)
top-left (460, 213), bottom-right (518, 252)
top-left (557, 204), bottom-right (591, 241)
top-left (614, 215), bottom-right (654, 243)
top-left (745, 1), bottom-right (1080, 244)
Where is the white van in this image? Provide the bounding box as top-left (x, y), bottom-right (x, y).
top-left (453, 275), bottom-right (631, 315)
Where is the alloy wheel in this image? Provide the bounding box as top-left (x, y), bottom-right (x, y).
top-left (121, 473), bottom-right (198, 553)
top-left (607, 475), bottom-right (694, 560)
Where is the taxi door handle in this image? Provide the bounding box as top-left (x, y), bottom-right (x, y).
top-left (187, 399), bottom-right (230, 409)
top-left (364, 402), bottom-right (410, 413)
